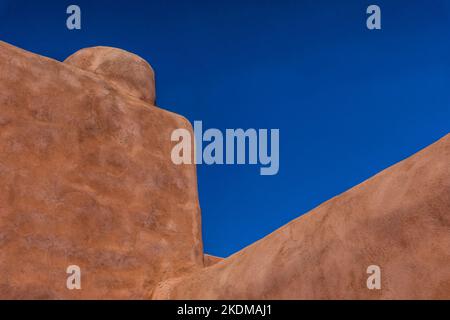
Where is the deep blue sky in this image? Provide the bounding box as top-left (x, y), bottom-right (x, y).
top-left (1, 0), bottom-right (449, 257)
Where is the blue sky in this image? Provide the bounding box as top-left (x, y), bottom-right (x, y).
top-left (1, 0), bottom-right (449, 257)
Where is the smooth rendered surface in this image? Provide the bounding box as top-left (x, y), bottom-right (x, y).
top-left (0, 41), bottom-right (202, 299)
top-left (155, 134), bottom-right (450, 299)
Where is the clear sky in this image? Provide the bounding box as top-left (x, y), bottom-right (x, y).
top-left (1, 0), bottom-right (449, 257)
